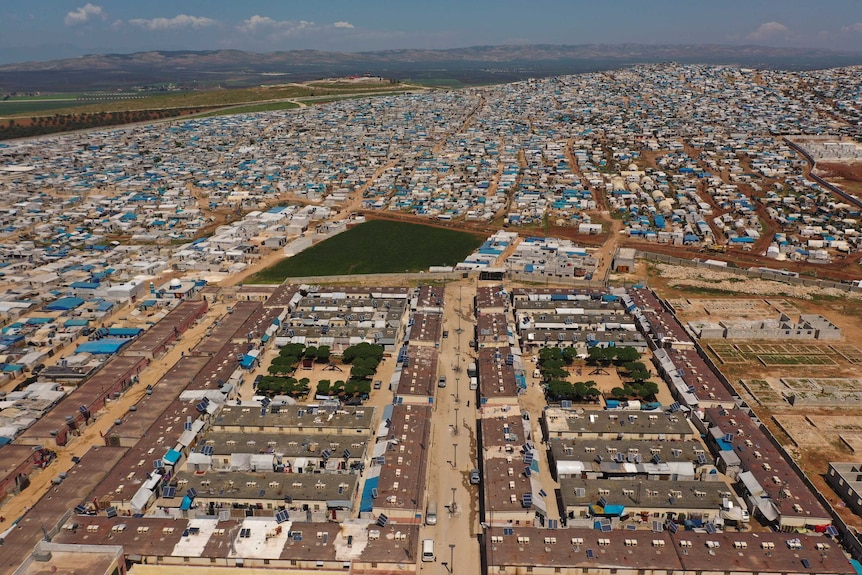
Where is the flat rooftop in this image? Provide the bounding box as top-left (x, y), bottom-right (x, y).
top-left (544, 408), bottom-right (696, 439)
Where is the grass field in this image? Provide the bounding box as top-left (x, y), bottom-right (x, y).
top-left (12, 83), bottom-right (416, 117)
top-left (0, 100), bottom-right (94, 115)
top-left (249, 220), bottom-right (484, 282)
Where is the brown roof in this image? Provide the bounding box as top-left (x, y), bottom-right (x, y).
top-left (0, 446), bottom-right (127, 574)
top-left (20, 355), bottom-right (148, 442)
top-left (374, 404), bottom-right (431, 512)
top-left (124, 299), bottom-right (208, 355)
top-left (477, 347), bottom-right (519, 399)
top-left (704, 407), bottom-right (829, 522)
top-left (408, 312), bottom-right (442, 344)
top-left (395, 345), bottom-right (438, 397)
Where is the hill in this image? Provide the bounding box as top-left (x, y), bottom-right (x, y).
top-left (2, 44), bottom-right (860, 92)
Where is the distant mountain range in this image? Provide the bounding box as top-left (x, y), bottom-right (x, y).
top-left (2, 43), bottom-right (861, 92)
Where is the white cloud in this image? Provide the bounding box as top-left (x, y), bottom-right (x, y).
top-left (128, 14), bottom-right (218, 31)
top-left (747, 21), bottom-right (790, 41)
top-left (65, 3), bottom-right (104, 26)
top-left (238, 15), bottom-right (313, 35)
top-left (333, 21), bottom-right (354, 29)
top-left (841, 23), bottom-right (862, 33)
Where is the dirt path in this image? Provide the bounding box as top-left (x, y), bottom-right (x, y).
top-left (0, 301), bottom-right (225, 524)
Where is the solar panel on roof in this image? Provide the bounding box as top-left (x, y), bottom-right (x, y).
top-left (723, 433), bottom-right (734, 443)
top-left (187, 487), bottom-right (198, 499)
top-left (74, 504), bottom-right (87, 514)
top-left (653, 454), bottom-right (662, 464)
top-left (524, 467), bottom-right (531, 477)
top-left (652, 520), bottom-right (663, 533)
top-left (826, 525), bottom-right (839, 537)
top-left (219, 510), bottom-right (231, 522)
top-left (575, 487), bottom-right (586, 497)
top-left (601, 523), bottom-right (612, 533)
top-left (275, 510), bottom-right (289, 524)
top-left (802, 559), bottom-right (811, 569)
top-left (79, 405), bottom-right (88, 414)
top-left (106, 507), bottom-right (118, 518)
top-left (202, 445), bottom-right (214, 456)
top-left (522, 493), bottom-right (533, 508)
top-left (377, 513), bottom-right (389, 527)
top-left (260, 408), bottom-right (267, 416)
top-left (196, 403), bottom-right (207, 413)
top-left (669, 402), bottom-right (681, 412)
top-left (343, 449), bottom-right (351, 458)
top-left (184, 421), bottom-right (193, 431)
top-left (697, 454), bottom-right (707, 465)
top-left (626, 524), bottom-right (638, 531)
top-left (614, 453), bottom-right (624, 463)
top-left (503, 527), bottom-right (514, 536)
top-left (261, 397), bottom-right (271, 407)
top-left (153, 459), bottom-right (164, 469)
top-left (524, 452), bottom-right (534, 464)
top-left (201, 397), bottom-right (210, 406)
top-left (163, 486), bottom-right (176, 498)
top-left (321, 449), bottom-right (331, 459)
top-left (560, 400), bottom-right (573, 408)
top-left (586, 549), bottom-right (595, 559)
top-left (548, 519), bottom-right (558, 529)
top-left (598, 496), bottom-right (607, 507)
top-left (666, 521), bottom-right (678, 534)
top-left (705, 522), bottom-right (716, 534)
top-left (539, 489), bottom-right (547, 498)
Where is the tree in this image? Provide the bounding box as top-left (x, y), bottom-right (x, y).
top-left (315, 346), bottom-right (330, 363)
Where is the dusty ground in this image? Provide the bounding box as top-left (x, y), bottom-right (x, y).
top-left (646, 279), bottom-right (862, 533)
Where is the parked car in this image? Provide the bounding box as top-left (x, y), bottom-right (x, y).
top-left (469, 469), bottom-right (480, 485)
top-left (373, 380), bottom-right (382, 390)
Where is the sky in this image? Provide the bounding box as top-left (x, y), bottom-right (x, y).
top-left (1, 1), bottom-right (861, 64)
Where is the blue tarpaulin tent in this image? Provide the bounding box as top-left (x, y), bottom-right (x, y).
top-left (75, 338), bottom-right (133, 355)
top-left (45, 297), bottom-right (85, 311)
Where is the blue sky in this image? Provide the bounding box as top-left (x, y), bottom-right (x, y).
top-left (1, 1), bottom-right (861, 64)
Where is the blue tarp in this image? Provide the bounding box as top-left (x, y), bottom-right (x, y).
top-left (65, 319), bottom-right (90, 327)
top-left (164, 449), bottom-right (181, 465)
top-left (180, 495), bottom-right (192, 510)
top-left (75, 338), bottom-right (133, 355)
top-left (360, 476), bottom-right (379, 512)
top-left (45, 297), bottom-right (85, 311)
top-left (106, 328), bottom-right (142, 337)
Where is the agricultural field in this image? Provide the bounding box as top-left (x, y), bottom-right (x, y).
top-left (249, 219), bottom-right (484, 282)
top-left (708, 341), bottom-right (857, 367)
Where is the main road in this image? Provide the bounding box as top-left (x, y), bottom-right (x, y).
top-left (420, 279), bottom-right (482, 574)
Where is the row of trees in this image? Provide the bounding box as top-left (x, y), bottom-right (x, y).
top-left (538, 345), bottom-right (659, 403)
top-left (268, 343), bottom-right (331, 376)
top-left (316, 379), bottom-right (372, 398)
top-left (256, 376), bottom-right (310, 398)
top-left (0, 108), bottom-right (204, 141)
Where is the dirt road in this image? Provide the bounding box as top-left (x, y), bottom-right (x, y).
top-left (420, 279), bottom-right (482, 575)
top-left (0, 302), bottom-right (226, 525)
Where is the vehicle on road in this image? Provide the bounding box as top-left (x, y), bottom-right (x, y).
top-left (469, 469), bottom-right (480, 485)
top-left (422, 539), bottom-right (436, 562)
top-left (438, 375), bottom-right (447, 388)
top-left (373, 380), bottom-right (382, 390)
top-left (425, 501), bottom-right (437, 525)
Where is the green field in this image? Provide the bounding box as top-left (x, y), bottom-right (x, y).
top-left (0, 99), bottom-right (94, 115)
top-left (249, 219), bottom-right (484, 282)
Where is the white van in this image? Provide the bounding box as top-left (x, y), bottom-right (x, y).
top-left (422, 538), bottom-right (435, 562)
top-left (425, 501), bottom-right (437, 525)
